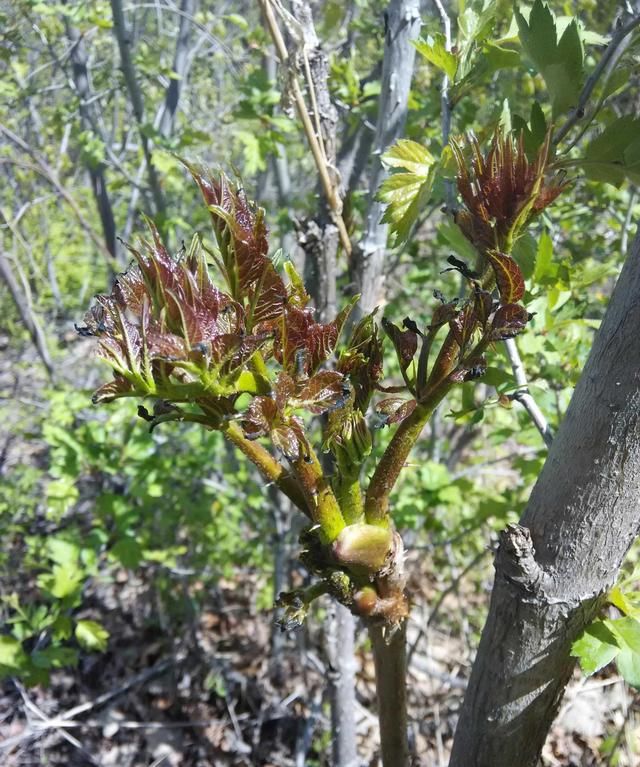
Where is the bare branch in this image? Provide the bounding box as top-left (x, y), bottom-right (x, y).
top-left (259, 0), bottom-right (352, 257)
top-left (109, 0), bottom-right (167, 220)
top-left (432, 0), bottom-right (454, 211)
top-left (504, 337), bottom-right (554, 448)
top-left (0, 126), bottom-right (116, 268)
top-left (0, 248), bottom-right (54, 378)
top-left (354, 0), bottom-right (421, 318)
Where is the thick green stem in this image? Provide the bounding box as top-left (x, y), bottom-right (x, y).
top-left (334, 464), bottom-right (364, 525)
top-left (291, 448), bottom-right (346, 543)
top-left (223, 422), bottom-right (310, 516)
top-left (364, 388), bottom-right (448, 522)
top-left (338, 479), bottom-right (364, 525)
top-left (370, 622), bottom-right (409, 767)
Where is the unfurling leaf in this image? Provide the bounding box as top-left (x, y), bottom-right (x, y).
top-left (338, 311), bottom-right (384, 412)
top-left (426, 330), bottom-right (460, 390)
top-left (275, 300), bottom-right (355, 378)
top-left (381, 318), bottom-right (418, 373)
top-left (429, 300), bottom-right (459, 330)
top-left (375, 397), bottom-right (417, 426)
top-left (186, 163), bottom-right (288, 328)
top-left (473, 289), bottom-right (494, 330)
top-left (487, 251), bottom-right (525, 303)
top-left (242, 393), bottom-right (307, 460)
top-left (452, 130), bottom-right (567, 252)
top-left (490, 304), bottom-right (530, 340)
top-left (293, 371), bottom-right (351, 415)
top-left (449, 305), bottom-right (479, 352)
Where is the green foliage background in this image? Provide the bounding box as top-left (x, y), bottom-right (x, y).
top-left (1, 0), bottom-right (639, 730)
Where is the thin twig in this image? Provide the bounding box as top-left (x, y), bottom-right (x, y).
top-left (61, 656), bottom-right (176, 721)
top-left (259, 0), bottom-right (352, 257)
top-left (406, 547), bottom-right (489, 667)
top-left (621, 187), bottom-right (637, 255)
top-left (0, 128), bottom-right (116, 267)
top-left (432, 0), bottom-right (454, 211)
top-left (504, 337), bottom-right (554, 448)
top-left (554, 14), bottom-right (640, 145)
top-left (11, 682), bottom-right (100, 765)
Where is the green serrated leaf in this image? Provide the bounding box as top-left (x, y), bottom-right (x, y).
top-left (414, 35), bottom-right (457, 80)
top-left (583, 116), bottom-right (640, 186)
top-left (617, 647), bottom-right (640, 688)
top-left (38, 564), bottom-right (84, 600)
top-left (609, 585), bottom-right (639, 617)
top-left (381, 139), bottom-right (434, 174)
top-left (0, 635), bottom-right (28, 673)
top-left (32, 646), bottom-right (79, 670)
top-left (516, 0), bottom-right (584, 116)
top-left (608, 616), bottom-right (640, 653)
top-left (533, 230), bottom-right (556, 284)
top-left (75, 620), bottom-right (109, 652)
top-left (110, 537), bottom-right (143, 569)
top-left (377, 140), bottom-right (436, 246)
top-left (571, 620), bottom-right (620, 675)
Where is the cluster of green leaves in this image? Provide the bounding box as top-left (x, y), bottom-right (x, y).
top-left (2, 0), bottom-right (639, 698)
top-left (0, 386), bottom-right (271, 685)
top-left (572, 568), bottom-right (640, 688)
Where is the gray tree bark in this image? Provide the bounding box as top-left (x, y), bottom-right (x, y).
top-left (353, 0), bottom-right (421, 320)
top-left (65, 22), bottom-right (119, 264)
top-left (0, 249), bottom-right (54, 378)
top-left (450, 227), bottom-right (640, 767)
top-left (110, 0), bottom-right (167, 221)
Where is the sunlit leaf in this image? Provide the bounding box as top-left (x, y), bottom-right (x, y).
top-left (414, 34), bottom-right (457, 80)
top-left (377, 140), bottom-right (436, 245)
top-left (571, 620), bottom-right (620, 675)
top-left (75, 620), bottom-right (109, 652)
top-left (375, 397), bottom-right (417, 425)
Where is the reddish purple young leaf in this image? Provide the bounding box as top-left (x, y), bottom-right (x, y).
top-left (375, 397), bottom-right (417, 425)
top-left (381, 318), bottom-right (418, 372)
top-left (490, 304), bottom-right (530, 340)
top-left (486, 251), bottom-right (525, 304)
top-left (293, 371), bottom-right (351, 415)
top-left (449, 305), bottom-right (479, 351)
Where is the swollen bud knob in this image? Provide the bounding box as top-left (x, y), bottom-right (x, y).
top-left (331, 523), bottom-right (393, 572)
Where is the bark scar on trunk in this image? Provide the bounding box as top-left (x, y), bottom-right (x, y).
top-left (498, 523), bottom-right (551, 596)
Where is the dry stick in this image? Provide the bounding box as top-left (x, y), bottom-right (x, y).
top-left (282, 5), bottom-right (357, 764)
top-left (0, 248), bottom-right (54, 378)
top-left (355, 0), bottom-right (421, 322)
top-left (432, 0), bottom-right (454, 211)
top-left (64, 21), bottom-right (119, 262)
top-left (554, 14), bottom-right (640, 145)
top-left (258, 0), bottom-right (352, 257)
top-left (503, 337), bottom-right (554, 448)
top-left (1, 658), bottom-right (177, 755)
top-left (12, 682), bottom-right (100, 765)
top-left (109, 0), bottom-right (167, 220)
top-left (406, 547), bottom-right (490, 667)
top-left (621, 187), bottom-right (637, 255)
